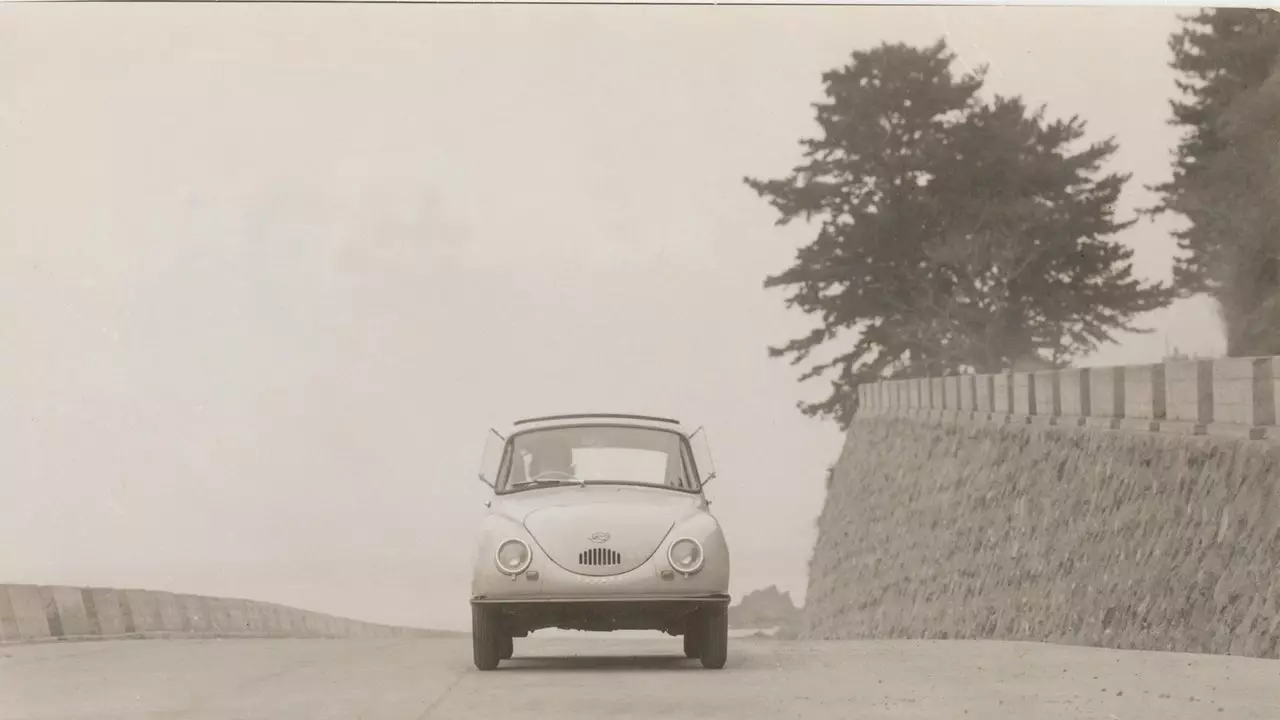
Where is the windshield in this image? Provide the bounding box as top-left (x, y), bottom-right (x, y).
top-left (497, 425), bottom-right (700, 493)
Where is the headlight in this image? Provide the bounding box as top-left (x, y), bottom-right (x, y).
top-left (495, 538), bottom-right (531, 575)
top-left (667, 537), bottom-right (704, 575)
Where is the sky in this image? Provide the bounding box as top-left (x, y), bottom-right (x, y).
top-left (0, 3), bottom-right (1224, 631)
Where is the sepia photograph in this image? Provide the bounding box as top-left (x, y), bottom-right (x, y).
top-left (2, 1), bottom-right (1279, 717)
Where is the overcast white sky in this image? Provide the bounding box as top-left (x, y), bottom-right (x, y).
top-left (1, 4), bottom-right (1223, 631)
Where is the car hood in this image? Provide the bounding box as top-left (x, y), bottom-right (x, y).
top-left (496, 485), bottom-right (704, 577)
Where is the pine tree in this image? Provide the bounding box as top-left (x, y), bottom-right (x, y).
top-left (746, 39), bottom-right (1172, 427)
top-left (1147, 9), bottom-right (1280, 355)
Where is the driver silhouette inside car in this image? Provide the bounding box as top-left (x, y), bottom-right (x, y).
top-left (524, 442), bottom-right (577, 482)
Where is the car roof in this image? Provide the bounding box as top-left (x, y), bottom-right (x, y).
top-left (504, 413), bottom-right (694, 436)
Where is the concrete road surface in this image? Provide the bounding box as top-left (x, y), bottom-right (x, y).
top-left (3, 636), bottom-right (1278, 719)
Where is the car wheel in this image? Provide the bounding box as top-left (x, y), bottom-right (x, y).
top-left (472, 604), bottom-right (502, 671)
top-left (697, 606), bottom-right (728, 670)
top-left (500, 634), bottom-right (514, 660)
top-left (683, 627), bottom-right (701, 659)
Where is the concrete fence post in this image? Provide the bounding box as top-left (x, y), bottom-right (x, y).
top-left (87, 589), bottom-right (128, 637)
top-left (180, 594), bottom-right (213, 635)
top-left (943, 375), bottom-right (961, 420)
top-left (0, 587), bottom-right (17, 643)
top-left (1086, 366), bottom-right (1125, 430)
top-left (1013, 372), bottom-right (1036, 421)
top-left (39, 586), bottom-right (94, 639)
top-left (124, 590), bottom-right (162, 635)
top-left (1164, 359), bottom-right (1213, 435)
top-left (975, 374), bottom-right (996, 421)
top-left (1058, 368), bottom-right (1091, 427)
top-left (959, 374), bottom-right (977, 418)
top-left (155, 592), bottom-right (188, 634)
top-left (225, 600), bottom-right (250, 636)
top-left (908, 378), bottom-right (924, 412)
top-left (1209, 357), bottom-right (1277, 439)
top-left (209, 597), bottom-right (235, 635)
top-left (1032, 370), bottom-right (1061, 425)
top-left (993, 372), bottom-right (1014, 424)
top-left (1272, 357), bottom-right (1280, 440)
top-left (5, 586), bottom-right (51, 641)
top-left (1122, 364), bottom-right (1166, 432)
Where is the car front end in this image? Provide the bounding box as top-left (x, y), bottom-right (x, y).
top-left (467, 415), bottom-right (731, 669)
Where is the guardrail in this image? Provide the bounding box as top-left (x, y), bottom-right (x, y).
top-left (0, 583), bottom-right (436, 644)
top-left (857, 356), bottom-right (1280, 441)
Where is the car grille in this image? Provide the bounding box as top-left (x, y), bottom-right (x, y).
top-left (578, 547), bottom-right (622, 567)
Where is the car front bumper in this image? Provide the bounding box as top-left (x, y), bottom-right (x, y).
top-left (469, 594), bottom-right (731, 635)
top-left (470, 593), bottom-right (730, 605)
top-left (470, 540), bottom-right (730, 602)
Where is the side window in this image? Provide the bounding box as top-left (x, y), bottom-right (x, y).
top-left (679, 444), bottom-right (700, 489)
top-left (686, 427), bottom-right (716, 486)
top-left (478, 430), bottom-right (506, 488)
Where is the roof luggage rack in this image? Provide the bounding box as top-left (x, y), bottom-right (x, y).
top-left (512, 413), bottom-right (680, 426)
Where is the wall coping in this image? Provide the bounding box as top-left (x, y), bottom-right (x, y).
top-left (857, 357), bottom-right (1280, 442)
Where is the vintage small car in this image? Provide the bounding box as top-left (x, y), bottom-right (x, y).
top-left (469, 413), bottom-right (730, 670)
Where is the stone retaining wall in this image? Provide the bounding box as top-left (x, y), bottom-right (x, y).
top-left (810, 357), bottom-right (1280, 658)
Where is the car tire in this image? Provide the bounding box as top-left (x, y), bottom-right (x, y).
top-left (697, 606), bottom-right (728, 670)
top-left (500, 634), bottom-right (514, 660)
top-left (683, 627), bottom-right (701, 659)
top-left (472, 604), bottom-right (502, 671)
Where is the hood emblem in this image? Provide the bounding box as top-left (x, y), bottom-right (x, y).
top-left (588, 532), bottom-right (611, 543)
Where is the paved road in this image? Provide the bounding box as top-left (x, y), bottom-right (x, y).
top-left (3, 636), bottom-right (1278, 719)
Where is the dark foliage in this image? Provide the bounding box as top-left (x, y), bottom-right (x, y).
top-left (747, 39), bottom-right (1172, 426)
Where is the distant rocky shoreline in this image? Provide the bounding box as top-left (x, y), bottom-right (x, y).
top-left (728, 585), bottom-right (802, 639)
